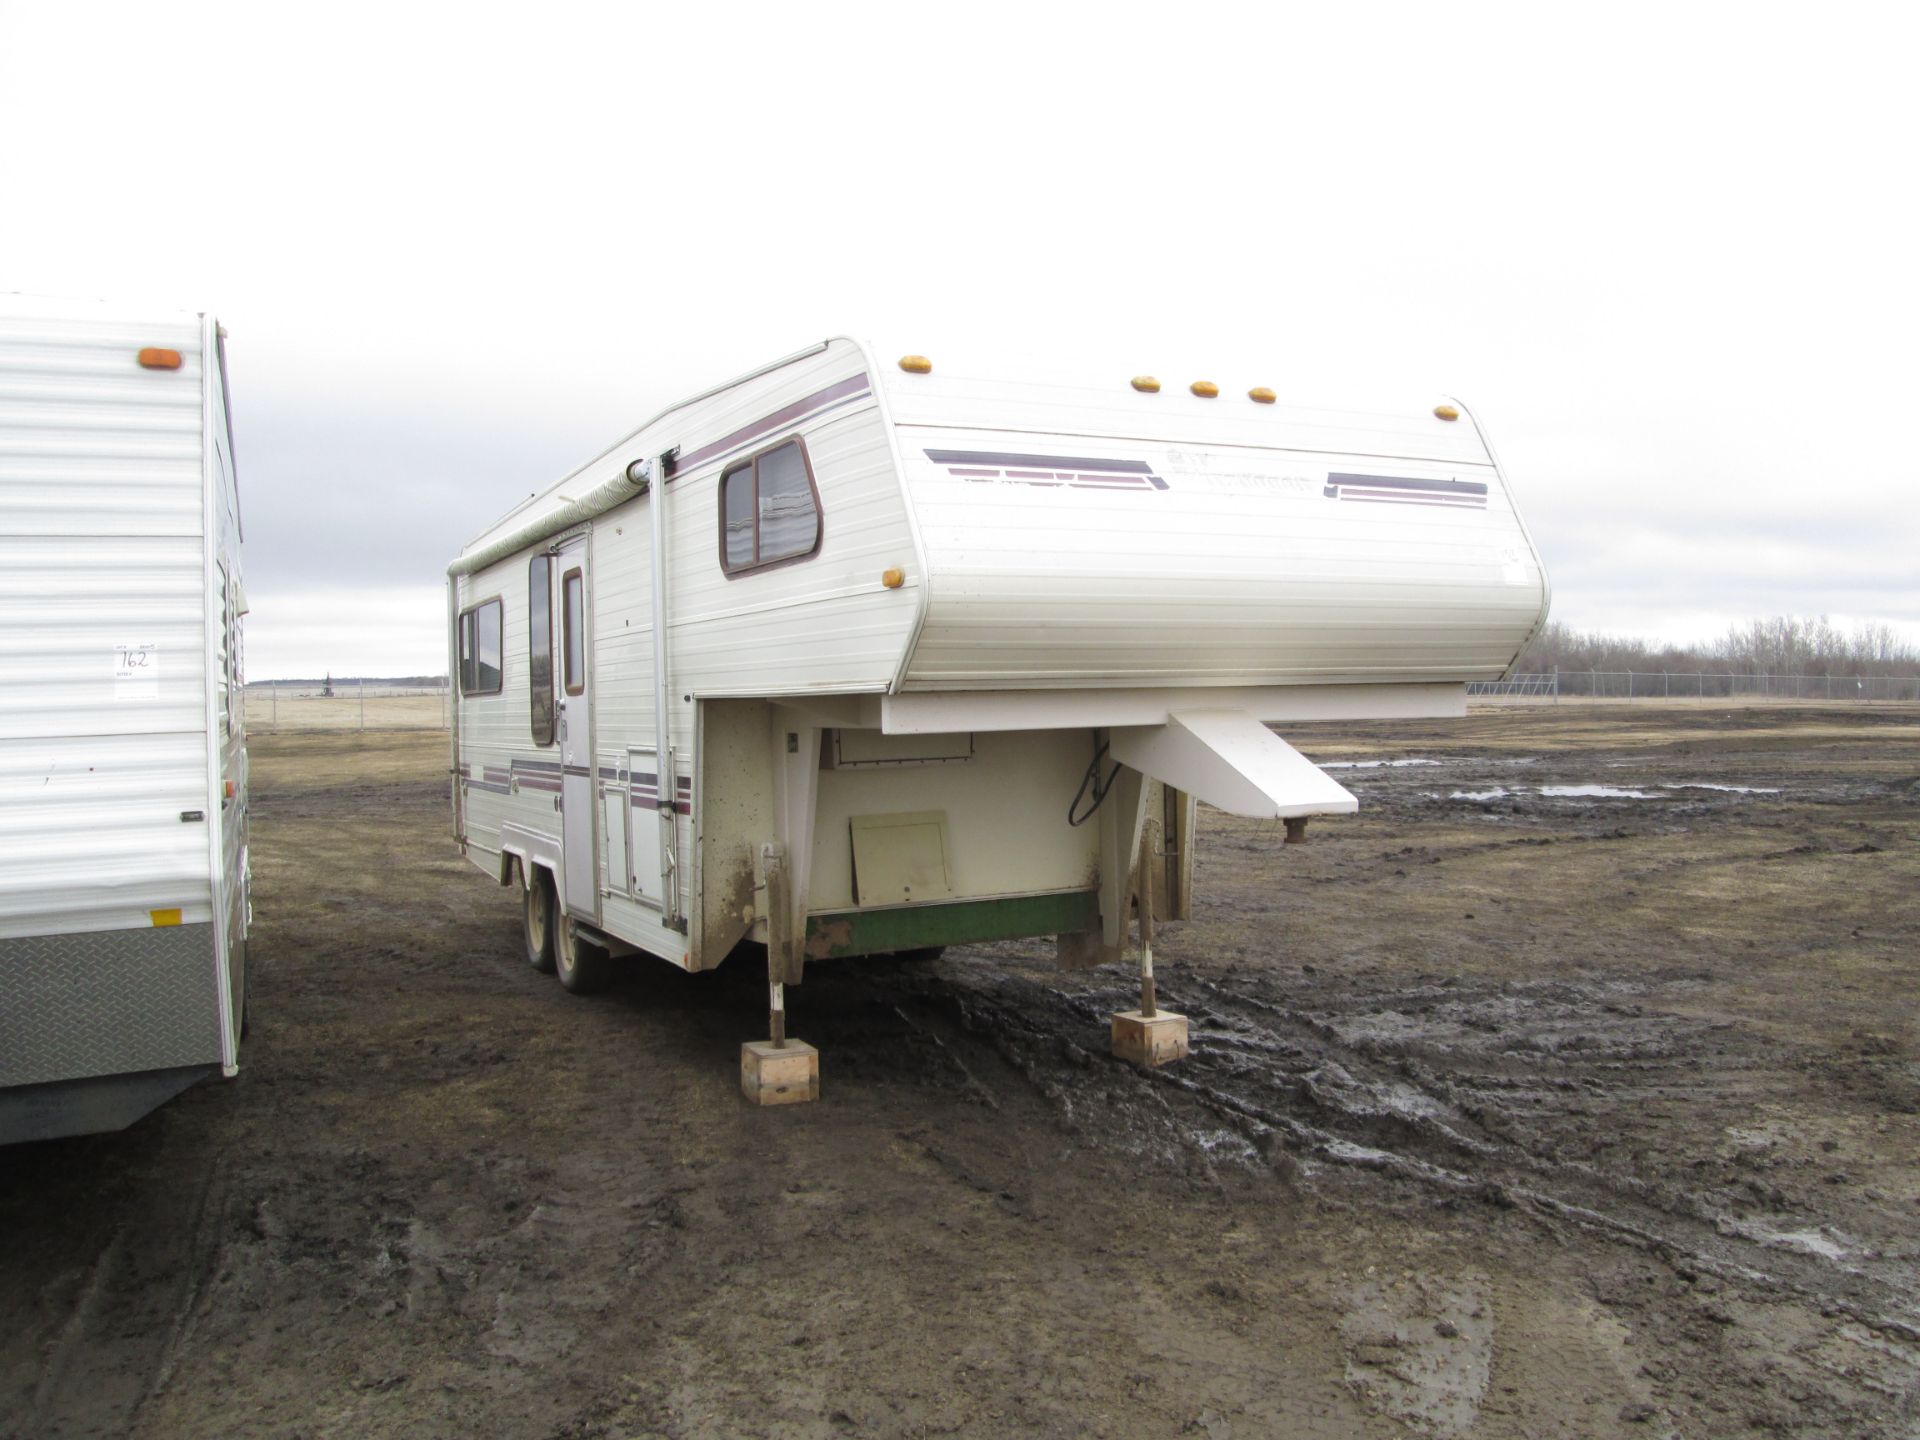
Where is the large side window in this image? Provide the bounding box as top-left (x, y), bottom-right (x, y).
top-left (718, 437), bottom-right (822, 576)
top-left (562, 569), bottom-right (585, 696)
top-left (459, 598), bottom-right (503, 696)
top-left (529, 555), bottom-right (555, 744)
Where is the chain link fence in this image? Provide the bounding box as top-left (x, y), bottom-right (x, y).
top-left (1471, 671), bottom-right (1920, 702)
top-left (245, 680), bottom-right (451, 732)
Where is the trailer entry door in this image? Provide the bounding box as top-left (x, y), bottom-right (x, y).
top-left (557, 541), bottom-right (597, 921)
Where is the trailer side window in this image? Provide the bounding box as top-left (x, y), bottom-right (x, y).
top-left (529, 555), bottom-right (555, 744)
top-left (718, 437), bottom-right (822, 575)
top-left (458, 599), bottom-right (503, 697)
top-left (562, 569), bottom-right (585, 696)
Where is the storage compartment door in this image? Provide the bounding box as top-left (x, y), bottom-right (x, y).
top-left (628, 748), bottom-right (665, 908)
top-left (602, 782), bottom-right (629, 899)
top-left (849, 811), bottom-right (956, 907)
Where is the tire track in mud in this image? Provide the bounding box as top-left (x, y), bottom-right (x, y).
top-left (870, 958), bottom-right (1920, 1360)
top-left (14, 1148), bottom-right (234, 1440)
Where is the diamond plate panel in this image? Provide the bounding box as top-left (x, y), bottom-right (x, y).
top-left (0, 924), bottom-right (222, 1086)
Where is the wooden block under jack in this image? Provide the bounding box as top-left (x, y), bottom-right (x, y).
top-left (1112, 1009), bottom-right (1189, 1067)
top-left (740, 1039), bottom-right (820, 1105)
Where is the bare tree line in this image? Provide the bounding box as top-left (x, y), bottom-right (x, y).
top-left (1519, 616), bottom-right (1920, 678)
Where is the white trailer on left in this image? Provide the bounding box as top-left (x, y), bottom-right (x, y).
top-left (0, 295), bottom-right (250, 1144)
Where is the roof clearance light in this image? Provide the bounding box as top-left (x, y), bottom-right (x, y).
top-left (1434, 403), bottom-right (1460, 421)
top-left (881, 567), bottom-right (906, 589)
top-left (1131, 376), bottom-right (1161, 393)
top-left (1190, 380), bottom-right (1219, 398)
top-left (1248, 387), bottom-right (1276, 404)
top-left (899, 355), bottom-right (932, 374)
top-left (137, 347), bottom-right (182, 370)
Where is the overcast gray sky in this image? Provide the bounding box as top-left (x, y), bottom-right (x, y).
top-left (4, 0), bottom-right (1915, 677)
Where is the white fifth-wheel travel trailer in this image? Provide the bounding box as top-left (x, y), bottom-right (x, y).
top-left (0, 296), bottom-right (249, 1143)
top-left (448, 341), bottom-right (1548, 1097)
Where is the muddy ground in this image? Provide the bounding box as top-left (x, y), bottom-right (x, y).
top-left (3, 706), bottom-right (1918, 1439)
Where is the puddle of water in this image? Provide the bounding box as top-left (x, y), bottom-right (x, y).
top-left (1759, 1224), bottom-right (1850, 1260)
top-left (1194, 1128), bottom-right (1260, 1161)
top-left (1661, 782), bottom-right (1782, 795)
top-left (1538, 785), bottom-right (1666, 799)
top-left (1771, 1229), bottom-right (1850, 1260)
top-left (1323, 1138), bottom-right (1400, 1166)
top-left (1321, 757), bottom-right (1443, 771)
top-left (1724, 1217), bottom-right (1854, 1261)
top-left (1442, 784), bottom-right (1680, 802)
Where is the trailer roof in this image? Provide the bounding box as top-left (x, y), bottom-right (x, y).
top-left (458, 338), bottom-right (1490, 564)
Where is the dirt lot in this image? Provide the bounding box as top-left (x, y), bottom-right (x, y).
top-left (4, 706), bottom-right (1918, 1439)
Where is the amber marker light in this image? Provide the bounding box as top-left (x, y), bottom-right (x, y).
top-left (881, 567), bottom-right (906, 589)
top-left (1131, 376), bottom-right (1161, 393)
top-left (138, 347), bottom-right (182, 370)
top-left (1248, 387), bottom-right (1276, 404)
top-left (1434, 403), bottom-right (1460, 421)
top-left (1190, 381), bottom-right (1219, 398)
top-left (898, 355), bottom-right (932, 374)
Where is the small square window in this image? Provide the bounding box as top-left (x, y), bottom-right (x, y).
top-left (718, 438), bottom-right (822, 575)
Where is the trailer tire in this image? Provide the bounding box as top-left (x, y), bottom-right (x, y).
top-left (523, 866), bottom-right (558, 974)
top-left (557, 917), bottom-right (616, 995)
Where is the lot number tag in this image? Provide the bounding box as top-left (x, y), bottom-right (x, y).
top-left (114, 642), bottom-right (161, 699)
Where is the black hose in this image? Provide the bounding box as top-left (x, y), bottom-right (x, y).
top-left (1068, 740), bottom-right (1121, 827)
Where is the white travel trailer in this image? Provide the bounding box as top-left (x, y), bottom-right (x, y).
top-left (0, 296), bottom-right (249, 1143)
top-left (448, 341), bottom-right (1548, 1098)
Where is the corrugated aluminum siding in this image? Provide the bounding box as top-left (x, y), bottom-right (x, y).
top-left (878, 369), bottom-right (1549, 690)
top-left (0, 302), bottom-right (214, 939)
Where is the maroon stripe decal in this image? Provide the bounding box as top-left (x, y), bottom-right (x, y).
top-left (925, 449), bottom-right (1157, 475)
top-left (932, 448), bottom-right (1169, 493)
top-left (670, 373), bottom-right (872, 477)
